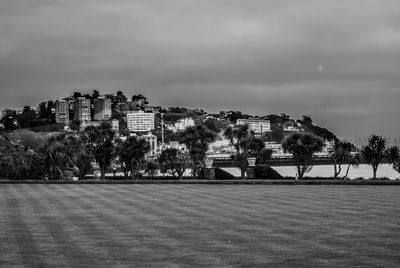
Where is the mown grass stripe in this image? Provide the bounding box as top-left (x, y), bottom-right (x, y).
top-left (38, 184), bottom-right (154, 266)
top-left (101, 186), bottom-right (344, 262)
top-left (70, 185), bottom-right (231, 267)
top-left (85, 185), bottom-right (300, 265)
top-left (0, 185), bottom-right (25, 267)
top-left (4, 185), bottom-right (46, 267)
top-left (25, 184), bottom-right (105, 267)
top-left (2, 185), bottom-right (400, 267)
top-left (12, 184), bottom-right (71, 267)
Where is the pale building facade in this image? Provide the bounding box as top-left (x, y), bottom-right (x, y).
top-left (126, 111), bottom-right (155, 132)
top-left (55, 99), bottom-right (70, 124)
top-left (74, 97), bottom-right (91, 122)
top-left (237, 119), bottom-right (271, 133)
top-left (174, 118), bottom-right (195, 132)
top-left (93, 97), bottom-right (112, 121)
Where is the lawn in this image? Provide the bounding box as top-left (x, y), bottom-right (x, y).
top-left (1, 185), bottom-right (400, 267)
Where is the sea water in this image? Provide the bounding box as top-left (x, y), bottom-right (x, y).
top-left (223, 164), bottom-right (400, 180)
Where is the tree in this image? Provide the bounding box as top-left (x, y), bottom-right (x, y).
top-left (204, 118), bottom-right (229, 133)
top-left (248, 137), bottom-right (267, 159)
top-left (179, 125), bottom-right (217, 178)
top-left (341, 153), bottom-right (361, 179)
top-left (224, 124), bottom-right (263, 179)
top-left (63, 133), bottom-right (94, 180)
top-left (0, 109), bottom-right (18, 131)
top-left (38, 102), bottom-right (47, 119)
top-left (40, 134), bottom-right (75, 180)
top-left (360, 135), bottom-right (388, 179)
top-left (85, 122), bottom-right (116, 180)
top-left (18, 106), bottom-right (36, 128)
top-left (145, 161), bottom-right (159, 179)
top-left (69, 119), bottom-right (81, 132)
top-left (72, 92), bottom-right (82, 99)
top-left (297, 115), bottom-right (336, 141)
top-left (115, 136), bottom-right (150, 179)
top-left (92, 89), bottom-right (100, 100)
top-left (0, 135), bottom-right (44, 180)
top-left (132, 94), bottom-right (148, 110)
top-left (281, 132), bottom-right (324, 180)
top-left (386, 145), bottom-right (400, 174)
top-left (46, 100), bottom-right (56, 123)
top-left (115, 90), bottom-right (128, 106)
top-left (158, 148), bottom-right (189, 179)
top-left (329, 140), bottom-right (355, 179)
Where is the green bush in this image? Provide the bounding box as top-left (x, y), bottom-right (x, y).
top-left (254, 165), bottom-right (283, 179)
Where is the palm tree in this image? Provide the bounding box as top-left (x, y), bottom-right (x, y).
top-left (342, 153), bottom-right (361, 179)
top-left (386, 145), bottom-right (400, 174)
top-left (41, 134), bottom-right (75, 180)
top-left (179, 124), bottom-right (217, 178)
top-left (84, 122), bottom-right (116, 180)
top-left (360, 135), bottom-right (388, 179)
top-left (281, 132), bottom-right (324, 180)
top-left (224, 124), bottom-right (268, 179)
top-left (329, 140), bottom-right (355, 179)
top-left (63, 133), bottom-right (94, 180)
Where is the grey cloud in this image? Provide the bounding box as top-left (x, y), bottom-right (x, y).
top-left (0, 0), bottom-right (400, 139)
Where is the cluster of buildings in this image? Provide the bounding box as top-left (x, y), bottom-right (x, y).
top-left (55, 95), bottom-right (329, 158)
top-left (55, 94), bottom-right (182, 157)
top-left (165, 118), bottom-right (196, 133)
top-left (55, 96), bottom-right (159, 133)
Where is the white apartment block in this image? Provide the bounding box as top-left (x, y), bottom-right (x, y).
top-left (126, 111), bottom-right (155, 132)
top-left (74, 97), bottom-right (91, 122)
top-left (237, 119), bottom-right (271, 133)
top-left (174, 117), bottom-right (195, 132)
top-left (55, 100), bottom-right (69, 124)
top-left (93, 97), bottom-right (112, 121)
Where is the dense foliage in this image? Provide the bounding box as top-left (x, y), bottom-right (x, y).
top-left (281, 132), bottom-right (325, 180)
top-left (179, 125), bottom-right (217, 178)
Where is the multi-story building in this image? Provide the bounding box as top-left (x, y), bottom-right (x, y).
top-left (142, 132), bottom-right (158, 157)
top-left (237, 118), bottom-right (271, 133)
top-left (144, 106), bottom-right (162, 113)
top-left (174, 117), bottom-right (195, 132)
top-left (93, 97), bottom-right (112, 121)
top-left (126, 111), bottom-right (155, 132)
top-left (74, 97), bottom-right (91, 122)
top-left (55, 99), bottom-right (70, 124)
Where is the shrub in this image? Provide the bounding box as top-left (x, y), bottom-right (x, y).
top-left (254, 165), bottom-right (283, 179)
top-left (374, 177), bottom-right (391, 181)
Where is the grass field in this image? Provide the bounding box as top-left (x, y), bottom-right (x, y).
top-left (1, 185), bottom-right (400, 267)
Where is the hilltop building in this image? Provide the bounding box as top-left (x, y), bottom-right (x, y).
top-left (174, 118), bottom-right (195, 132)
top-left (237, 118), bottom-right (271, 133)
top-left (93, 97), bottom-right (112, 121)
top-left (55, 99), bottom-right (70, 124)
top-left (74, 97), bottom-right (91, 122)
top-left (126, 111), bottom-right (155, 132)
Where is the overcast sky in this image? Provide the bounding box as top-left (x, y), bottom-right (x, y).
top-left (1, 0), bottom-right (399, 140)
